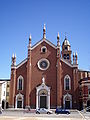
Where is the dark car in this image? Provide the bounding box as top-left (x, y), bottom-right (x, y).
top-left (86, 106), bottom-right (90, 112)
top-left (55, 108), bottom-right (70, 114)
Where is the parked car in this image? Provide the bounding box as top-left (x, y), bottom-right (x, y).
top-left (55, 108), bottom-right (70, 114)
top-left (36, 108), bottom-right (52, 114)
top-left (86, 106), bottom-right (90, 112)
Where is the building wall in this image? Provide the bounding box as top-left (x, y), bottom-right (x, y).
top-left (0, 84), bottom-right (2, 105)
top-left (31, 41), bottom-right (57, 108)
top-left (1, 82), bottom-right (6, 102)
top-left (0, 81), bottom-right (7, 108)
top-left (8, 37), bottom-right (90, 110)
top-left (16, 62), bottom-right (27, 106)
top-left (6, 81), bottom-right (10, 104)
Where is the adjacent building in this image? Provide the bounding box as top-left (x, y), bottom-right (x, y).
top-left (0, 79), bottom-right (10, 109)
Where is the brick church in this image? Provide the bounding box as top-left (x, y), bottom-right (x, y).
top-left (9, 25), bottom-right (90, 110)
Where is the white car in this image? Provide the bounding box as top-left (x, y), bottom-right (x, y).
top-left (36, 108), bottom-right (52, 114)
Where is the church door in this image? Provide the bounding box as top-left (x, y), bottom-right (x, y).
top-left (40, 96), bottom-right (46, 108)
top-left (87, 100), bottom-right (90, 107)
top-left (17, 101), bottom-right (22, 108)
top-left (65, 101), bottom-right (70, 109)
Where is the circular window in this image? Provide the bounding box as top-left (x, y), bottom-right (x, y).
top-left (37, 58), bottom-right (50, 70)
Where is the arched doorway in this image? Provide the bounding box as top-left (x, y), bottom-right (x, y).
top-left (17, 97), bottom-right (22, 108)
top-left (15, 93), bottom-right (24, 108)
top-left (65, 97), bottom-right (70, 109)
top-left (63, 93), bottom-right (72, 109)
top-left (39, 89), bottom-right (47, 108)
top-left (36, 77), bottom-right (50, 109)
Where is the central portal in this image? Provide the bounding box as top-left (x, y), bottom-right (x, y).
top-left (36, 77), bottom-right (50, 109)
top-left (40, 96), bottom-right (46, 108)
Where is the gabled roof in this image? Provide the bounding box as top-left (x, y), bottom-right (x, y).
top-left (31, 38), bottom-right (57, 50)
top-left (60, 58), bottom-right (78, 68)
top-left (16, 58), bottom-right (27, 69)
top-left (15, 38), bottom-right (57, 69)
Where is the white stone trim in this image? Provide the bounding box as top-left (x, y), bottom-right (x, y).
top-left (16, 59), bottom-right (27, 69)
top-left (85, 72), bottom-right (87, 78)
top-left (36, 78), bottom-right (50, 109)
top-left (60, 58), bottom-right (78, 68)
top-left (63, 93), bottom-right (72, 109)
top-left (17, 75), bottom-right (24, 90)
top-left (41, 46), bottom-right (47, 53)
top-left (31, 39), bottom-right (57, 50)
top-left (15, 93), bottom-right (24, 108)
top-left (37, 58), bottom-right (50, 71)
top-left (88, 73), bottom-right (90, 77)
top-left (64, 75), bottom-right (71, 90)
top-left (81, 83), bottom-right (90, 86)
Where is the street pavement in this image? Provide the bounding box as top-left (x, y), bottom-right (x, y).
top-left (0, 109), bottom-right (90, 120)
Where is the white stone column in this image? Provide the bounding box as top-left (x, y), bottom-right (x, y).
top-left (47, 90), bottom-right (50, 109)
top-left (36, 92), bottom-right (38, 109)
top-left (15, 96), bottom-right (17, 108)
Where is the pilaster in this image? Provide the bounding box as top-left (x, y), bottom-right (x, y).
top-left (56, 33), bottom-right (62, 107)
top-left (73, 67), bottom-right (79, 109)
top-left (9, 54), bottom-right (16, 108)
top-left (26, 35), bottom-right (32, 108)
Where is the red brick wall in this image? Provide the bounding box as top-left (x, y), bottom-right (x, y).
top-left (10, 41), bottom-right (81, 109)
top-left (31, 41), bottom-right (57, 108)
top-left (16, 62), bottom-right (27, 107)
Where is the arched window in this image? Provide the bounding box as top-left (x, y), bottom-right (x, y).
top-left (64, 75), bottom-right (71, 90)
top-left (64, 54), bottom-right (66, 59)
top-left (67, 54), bottom-right (69, 60)
top-left (17, 76), bottom-right (24, 90)
top-left (41, 46), bottom-right (47, 53)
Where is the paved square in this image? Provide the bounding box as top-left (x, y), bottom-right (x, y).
top-left (0, 110), bottom-right (90, 120)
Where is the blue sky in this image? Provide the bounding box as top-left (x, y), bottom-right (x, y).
top-left (0, 0), bottom-right (90, 78)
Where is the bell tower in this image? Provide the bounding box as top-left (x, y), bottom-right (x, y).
top-left (62, 36), bottom-right (72, 63)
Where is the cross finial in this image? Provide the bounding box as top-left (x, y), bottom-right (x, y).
top-left (57, 32), bottom-right (60, 40)
top-left (44, 24), bottom-right (46, 30)
top-left (43, 24), bottom-right (46, 39)
top-left (29, 34), bottom-right (31, 40)
top-left (12, 53), bottom-right (14, 58)
top-left (29, 34), bottom-right (31, 47)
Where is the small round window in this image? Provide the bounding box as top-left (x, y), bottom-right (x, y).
top-left (37, 58), bottom-right (50, 70)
